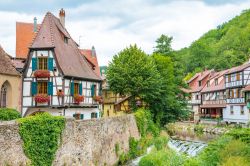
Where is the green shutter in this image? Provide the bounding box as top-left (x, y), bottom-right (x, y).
top-left (48, 81), bottom-right (53, 95)
top-left (70, 82), bottom-right (74, 96)
top-left (31, 82), bottom-right (37, 95)
top-left (32, 58), bottom-right (37, 71)
top-left (80, 114), bottom-right (84, 119)
top-left (91, 84), bottom-right (95, 97)
top-left (79, 83), bottom-right (83, 95)
top-left (48, 58), bottom-right (53, 71)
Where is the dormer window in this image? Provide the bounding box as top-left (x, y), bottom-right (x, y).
top-left (64, 37), bottom-right (68, 44)
top-left (207, 81), bottom-right (210, 87)
top-left (215, 78), bottom-right (218, 86)
top-left (198, 81), bottom-right (201, 87)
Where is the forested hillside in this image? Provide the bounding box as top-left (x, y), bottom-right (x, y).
top-left (170, 9), bottom-right (250, 80)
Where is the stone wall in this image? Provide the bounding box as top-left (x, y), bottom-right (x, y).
top-left (53, 114), bottom-right (140, 166)
top-left (0, 121), bottom-right (29, 165)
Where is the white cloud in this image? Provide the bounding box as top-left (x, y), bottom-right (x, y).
top-left (0, 0), bottom-right (250, 66)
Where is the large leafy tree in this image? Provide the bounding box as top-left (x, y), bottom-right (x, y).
top-left (106, 45), bottom-right (162, 106)
top-left (154, 34), bottom-right (173, 56)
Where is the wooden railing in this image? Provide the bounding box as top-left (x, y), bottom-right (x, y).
top-left (202, 99), bottom-right (226, 105)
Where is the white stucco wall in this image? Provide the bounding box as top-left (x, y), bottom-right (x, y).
top-left (223, 105), bottom-right (249, 123)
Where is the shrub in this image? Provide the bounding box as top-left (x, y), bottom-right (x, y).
top-left (134, 109), bottom-right (160, 137)
top-left (18, 113), bottom-right (65, 166)
top-left (226, 128), bottom-right (250, 143)
top-left (153, 136), bottom-right (168, 151)
top-left (221, 156), bottom-right (250, 166)
top-left (139, 148), bottom-right (185, 166)
top-left (0, 108), bottom-right (21, 121)
top-left (194, 124), bottom-right (204, 133)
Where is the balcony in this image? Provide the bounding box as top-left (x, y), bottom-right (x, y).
top-left (188, 100), bottom-right (201, 105)
top-left (225, 81), bottom-right (242, 88)
top-left (202, 99), bottom-right (226, 105)
top-left (226, 97), bottom-right (245, 104)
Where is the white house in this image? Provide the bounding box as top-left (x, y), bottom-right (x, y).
top-left (224, 62), bottom-right (250, 124)
top-left (21, 10), bottom-right (102, 119)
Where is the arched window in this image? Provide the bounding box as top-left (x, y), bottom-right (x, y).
top-left (0, 83), bottom-right (7, 108)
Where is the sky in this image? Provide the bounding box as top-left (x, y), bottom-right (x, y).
top-left (0, 0), bottom-right (250, 66)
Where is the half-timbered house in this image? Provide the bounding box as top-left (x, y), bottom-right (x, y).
top-left (224, 62), bottom-right (250, 124)
top-left (200, 70), bottom-right (228, 123)
top-left (21, 10), bottom-right (102, 119)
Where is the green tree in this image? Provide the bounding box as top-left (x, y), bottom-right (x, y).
top-left (154, 34), bottom-right (173, 56)
top-left (106, 45), bottom-right (162, 110)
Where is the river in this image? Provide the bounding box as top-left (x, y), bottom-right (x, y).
top-left (127, 128), bottom-right (219, 166)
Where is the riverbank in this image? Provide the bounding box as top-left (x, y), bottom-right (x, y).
top-left (138, 127), bottom-right (250, 166)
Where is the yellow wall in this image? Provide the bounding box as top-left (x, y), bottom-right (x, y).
top-left (103, 104), bottom-right (125, 117)
top-left (0, 74), bottom-right (22, 112)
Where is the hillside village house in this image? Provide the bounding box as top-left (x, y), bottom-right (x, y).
top-left (0, 46), bottom-right (22, 111)
top-left (186, 70), bottom-right (214, 122)
top-left (186, 62), bottom-right (250, 124)
top-left (21, 10), bottom-right (102, 119)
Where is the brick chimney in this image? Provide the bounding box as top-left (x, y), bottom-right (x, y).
top-left (59, 8), bottom-right (65, 27)
top-left (33, 17), bottom-right (37, 32)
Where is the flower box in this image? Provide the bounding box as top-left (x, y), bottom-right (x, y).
top-left (57, 90), bottom-right (64, 97)
top-left (93, 96), bottom-right (102, 102)
top-left (74, 94), bottom-right (84, 104)
top-left (34, 94), bottom-right (50, 103)
top-left (34, 70), bottom-right (50, 78)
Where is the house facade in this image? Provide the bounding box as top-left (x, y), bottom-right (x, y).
top-left (223, 63), bottom-right (250, 124)
top-left (22, 10), bottom-right (102, 119)
top-left (199, 70), bottom-right (228, 123)
top-left (187, 63), bottom-right (250, 124)
top-left (186, 70), bottom-right (214, 122)
top-left (0, 46), bottom-right (22, 111)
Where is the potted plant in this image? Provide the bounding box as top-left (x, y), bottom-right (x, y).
top-left (34, 94), bottom-right (50, 103)
top-left (74, 94), bottom-right (84, 104)
top-left (57, 89), bottom-right (64, 97)
top-left (34, 70), bottom-right (50, 78)
top-left (93, 95), bottom-right (102, 102)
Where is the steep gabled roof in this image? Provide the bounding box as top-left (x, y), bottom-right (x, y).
top-left (80, 49), bottom-right (101, 76)
top-left (29, 12), bottom-right (101, 81)
top-left (16, 22), bottom-right (41, 58)
top-left (0, 46), bottom-right (20, 76)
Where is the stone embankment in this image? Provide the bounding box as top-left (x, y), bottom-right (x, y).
top-left (0, 114), bottom-right (140, 166)
top-left (166, 122), bottom-right (229, 135)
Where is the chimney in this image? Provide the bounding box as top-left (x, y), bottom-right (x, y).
top-left (33, 17), bottom-right (37, 32)
top-left (91, 46), bottom-right (96, 57)
top-left (59, 8), bottom-right (65, 27)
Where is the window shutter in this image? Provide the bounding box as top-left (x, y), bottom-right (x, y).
top-left (32, 58), bottom-right (37, 71)
top-left (48, 58), bottom-right (53, 71)
top-left (80, 114), bottom-right (84, 119)
top-left (31, 82), bottom-right (37, 95)
top-left (48, 81), bottom-right (53, 95)
top-left (73, 114), bottom-right (75, 118)
top-left (99, 83), bottom-right (102, 96)
top-left (79, 83), bottom-right (83, 95)
top-left (70, 82), bottom-right (74, 96)
top-left (91, 84), bottom-right (95, 97)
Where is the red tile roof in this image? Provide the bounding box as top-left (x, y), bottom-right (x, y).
top-left (0, 46), bottom-right (20, 76)
top-left (227, 62), bottom-right (250, 74)
top-left (26, 12), bottom-right (101, 81)
top-left (201, 69), bottom-right (229, 93)
top-left (16, 22), bottom-right (41, 58)
top-left (80, 49), bottom-right (101, 76)
top-left (187, 70), bottom-right (214, 93)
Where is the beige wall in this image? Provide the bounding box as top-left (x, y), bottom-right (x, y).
top-left (0, 74), bottom-right (22, 112)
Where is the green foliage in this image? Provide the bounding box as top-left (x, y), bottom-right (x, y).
top-left (18, 113), bottom-right (65, 166)
top-left (134, 109), bottom-right (160, 137)
top-left (154, 34), bottom-right (173, 56)
top-left (0, 108), bottom-right (21, 121)
top-left (139, 148), bottom-right (185, 166)
top-left (172, 9), bottom-right (250, 75)
top-left (115, 143), bottom-right (120, 157)
top-left (194, 124), bottom-right (204, 133)
top-left (153, 136), bottom-right (169, 151)
top-left (226, 127), bottom-right (250, 143)
top-left (106, 45), bottom-right (162, 108)
top-left (221, 156), bottom-right (249, 166)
